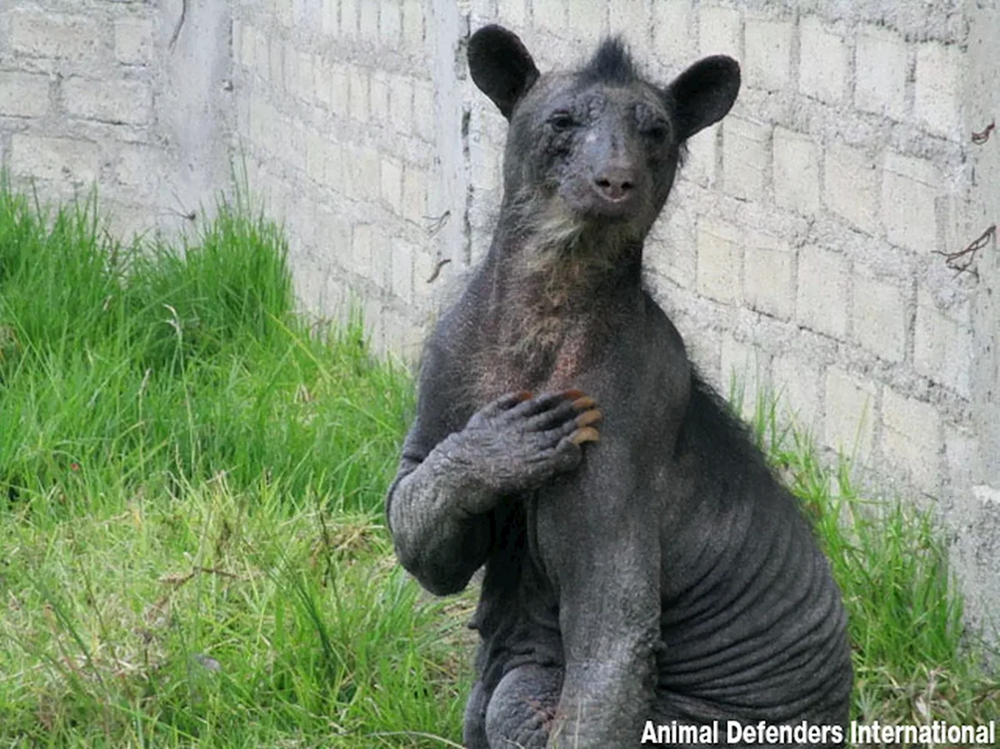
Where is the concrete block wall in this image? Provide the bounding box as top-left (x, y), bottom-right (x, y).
top-left (0, 0), bottom-right (232, 240)
top-left (2, 0), bottom-right (998, 638)
top-left (231, 0), bottom-right (466, 359)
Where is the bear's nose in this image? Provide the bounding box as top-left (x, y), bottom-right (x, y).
top-left (593, 166), bottom-right (636, 202)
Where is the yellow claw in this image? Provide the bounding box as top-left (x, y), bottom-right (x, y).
top-left (575, 409), bottom-right (603, 428)
top-left (570, 426), bottom-right (600, 445)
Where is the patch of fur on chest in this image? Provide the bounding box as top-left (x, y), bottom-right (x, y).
top-left (471, 318), bottom-right (591, 404)
top-left (467, 203), bottom-right (631, 406)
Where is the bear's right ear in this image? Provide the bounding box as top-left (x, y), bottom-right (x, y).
top-left (468, 25), bottom-right (540, 120)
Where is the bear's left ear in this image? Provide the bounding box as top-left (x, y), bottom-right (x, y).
top-left (468, 25), bottom-right (540, 120)
top-left (664, 56), bottom-right (741, 141)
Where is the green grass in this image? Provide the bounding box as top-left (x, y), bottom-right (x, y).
top-left (0, 183), bottom-right (469, 747)
top-left (0, 182), bottom-right (996, 747)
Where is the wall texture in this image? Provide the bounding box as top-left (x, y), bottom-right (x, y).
top-left (2, 0), bottom-right (998, 638)
top-left (0, 0), bottom-right (232, 238)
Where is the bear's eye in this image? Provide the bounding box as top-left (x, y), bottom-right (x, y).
top-left (642, 119), bottom-right (670, 142)
top-left (547, 112), bottom-right (577, 132)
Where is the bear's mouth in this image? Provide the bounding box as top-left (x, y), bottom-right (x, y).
top-left (558, 177), bottom-right (646, 223)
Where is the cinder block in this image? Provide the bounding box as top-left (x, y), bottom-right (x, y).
top-left (305, 129), bottom-right (325, 183)
top-left (267, 110), bottom-right (291, 160)
top-left (498, 0), bottom-right (527, 28)
top-left (402, 163), bottom-right (427, 223)
top-left (352, 148), bottom-right (381, 200)
top-left (10, 134), bottom-right (100, 185)
top-left (291, 49), bottom-right (315, 102)
top-left (248, 96), bottom-right (268, 143)
top-left (652, 0), bottom-right (693, 69)
top-left (292, 257), bottom-right (328, 314)
top-left (683, 123), bottom-right (717, 187)
top-left (382, 310), bottom-right (406, 356)
top-left (855, 25), bottom-right (907, 119)
top-left (352, 223), bottom-right (373, 277)
top-left (253, 30), bottom-right (269, 80)
top-left (945, 425), bottom-right (978, 494)
top-left (302, 0), bottom-right (322, 29)
top-left (851, 273), bottom-right (907, 363)
top-left (684, 325), bottom-right (721, 381)
top-left (114, 144), bottom-right (160, 198)
top-left (882, 387), bottom-right (941, 494)
top-left (289, 118), bottom-right (309, 175)
top-left (236, 92), bottom-right (251, 138)
top-left (401, 318), bottom-right (427, 361)
top-left (722, 116), bottom-right (769, 200)
top-left (744, 234), bottom-right (794, 320)
top-left (568, 0), bottom-right (605, 40)
top-left (882, 152), bottom-right (939, 255)
top-left (0, 72), bottom-right (50, 118)
top-left (412, 79), bottom-right (436, 141)
top-left (380, 0), bottom-right (402, 46)
top-left (915, 42), bottom-right (963, 137)
top-left (114, 17), bottom-right (154, 65)
top-left (321, 0), bottom-right (338, 35)
top-left (370, 72), bottom-right (390, 123)
top-left (823, 367), bottom-right (875, 457)
top-left (274, 113), bottom-right (296, 170)
top-left (10, 11), bottom-right (103, 62)
top-left (915, 291), bottom-right (972, 397)
top-left (401, 0), bottom-right (424, 49)
top-left (607, 0), bottom-right (646, 39)
top-left (823, 143), bottom-right (879, 233)
top-left (391, 237), bottom-right (416, 304)
top-left (773, 127), bottom-right (819, 215)
top-left (273, 0), bottom-right (293, 27)
top-left (797, 246), bottom-right (848, 338)
top-left (323, 139), bottom-right (345, 188)
top-left (313, 58), bottom-right (332, 108)
top-left (359, 1), bottom-right (380, 43)
top-left (699, 6), bottom-right (741, 59)
top-left (314, 206), bottom-right (351, 267)
top-left (330, 63), bottom-right (350, 115)
top-left (649, 201), bottom-right (696, 287)
top-left (287, 192), bottom-right (315, 250)
top-left (282, 40), bottom-right (300, 98)
top-left (368, 224), bottom-right (391, 289)
top-left (363, 295), bottom-right (385, 354)
top-left (234, 21), bottom-right (251, 68)
top-left (799, 18), bottom-right (847, 104)
top-left (471, 138), bottom-right (502, 197)
top-left (744, 18), bottom-right (794, 91)
top-left (771, 353), bottom-right (822, 435)
top-left (380, 155), bottom-right (404, 213)
top-left (348, 65), bottom-right (370, 122)
top-left (413, 248), bottom-right (438, 302)
top-left (268, 37), bottom-right (285, 93)
top-left (720, 335), bottom-right (766, 419)
top-left (568, 0), bottom-right (604, 40)
top-left (63, 76), bottom-right (152, 126)
top-left (341, 0), bottom-right (359, 37)
top-left (388, 74), bottom-right (413, 133)
top-left (696, 220), bottom-right (742, 304)
top-left (535, 0), bottom-right (568, 34)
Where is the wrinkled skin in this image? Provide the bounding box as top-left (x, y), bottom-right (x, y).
top-left (386, 26), bottom-right (852, 749)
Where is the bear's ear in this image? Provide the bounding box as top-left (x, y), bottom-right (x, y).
top-left (468, 25), bottom-right (540, 120)
top-left (664, 56), bottom-right (741, 141)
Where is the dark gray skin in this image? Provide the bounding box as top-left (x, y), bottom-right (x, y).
top-left (386, 26), bottom-right (853, 749)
